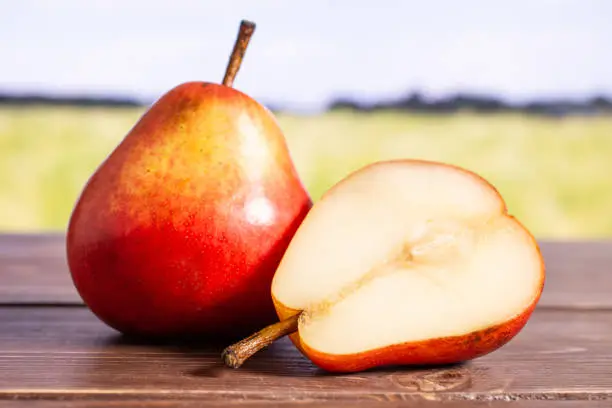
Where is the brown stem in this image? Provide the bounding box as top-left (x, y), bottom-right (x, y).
top-left (222, 313), bottom-right (300, 368)
top-left (222, 19), bottom-right (256, 87)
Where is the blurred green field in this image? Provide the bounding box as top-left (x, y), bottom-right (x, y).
top-left (1, 106), bottom-right (611, 239)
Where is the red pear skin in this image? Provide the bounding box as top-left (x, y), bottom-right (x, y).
top-left (67, 82), bottom-right (312, 339)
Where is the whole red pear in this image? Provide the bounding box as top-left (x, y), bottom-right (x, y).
top-left (66, 21), bottom-right (312, 340)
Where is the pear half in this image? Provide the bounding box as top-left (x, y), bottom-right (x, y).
top-left (269, 159), bottom-right (544, 372)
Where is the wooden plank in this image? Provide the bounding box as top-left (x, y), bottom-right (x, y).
top-left (538, 241), bottom-right (612, 309)
top-left (1, 400), bottom-right (609, 408)
top-left (1, 234), bottom-right (612, 308)
top-left (2, 401), bottom-right (610, 408)
top-left (0, 233), bottom-right (77, 304)
top-left (0, 307), bottom-right (610, 402)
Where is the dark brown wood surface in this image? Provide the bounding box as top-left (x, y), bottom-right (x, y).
top-left (0, 233), bottom-right (611, 405)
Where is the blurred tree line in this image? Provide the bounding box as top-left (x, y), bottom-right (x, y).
top-left (1, 91), bottom-right (612, 117)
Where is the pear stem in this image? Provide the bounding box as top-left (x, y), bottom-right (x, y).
top-left (222, 20), bottom-right (256, 88)
top-left (222, 313), bottom-right (300, 368)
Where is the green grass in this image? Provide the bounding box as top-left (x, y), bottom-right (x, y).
top-left (1, 106), bottom-right (611, 239)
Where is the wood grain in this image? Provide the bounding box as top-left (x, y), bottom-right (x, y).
top-left (1, 234), bottom-right (611, 404)
top-left (0, 307), bottom-right (610, 402)
top-left (1, 234), bottom-right (611, 308)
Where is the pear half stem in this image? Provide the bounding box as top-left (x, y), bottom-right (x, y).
top-left (222, 20), bottom-right (256, 88)
top-left (222, 313), bottom-right (300, 368)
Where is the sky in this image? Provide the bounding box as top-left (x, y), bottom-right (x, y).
top-left (1, 0), bottom-right (611, 111)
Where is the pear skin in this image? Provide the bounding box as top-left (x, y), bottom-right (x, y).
top-left (67, 82), bottom-right (311, 339)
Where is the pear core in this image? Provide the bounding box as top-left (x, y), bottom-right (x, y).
top-left (271, 160), bottom-right (543, 356)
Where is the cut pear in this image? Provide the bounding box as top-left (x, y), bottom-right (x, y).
top-left (271, 160), bottom-right (544, 356)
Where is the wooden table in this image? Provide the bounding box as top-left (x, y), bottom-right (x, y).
top-left (1, 233), bottom-right (611, 407)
